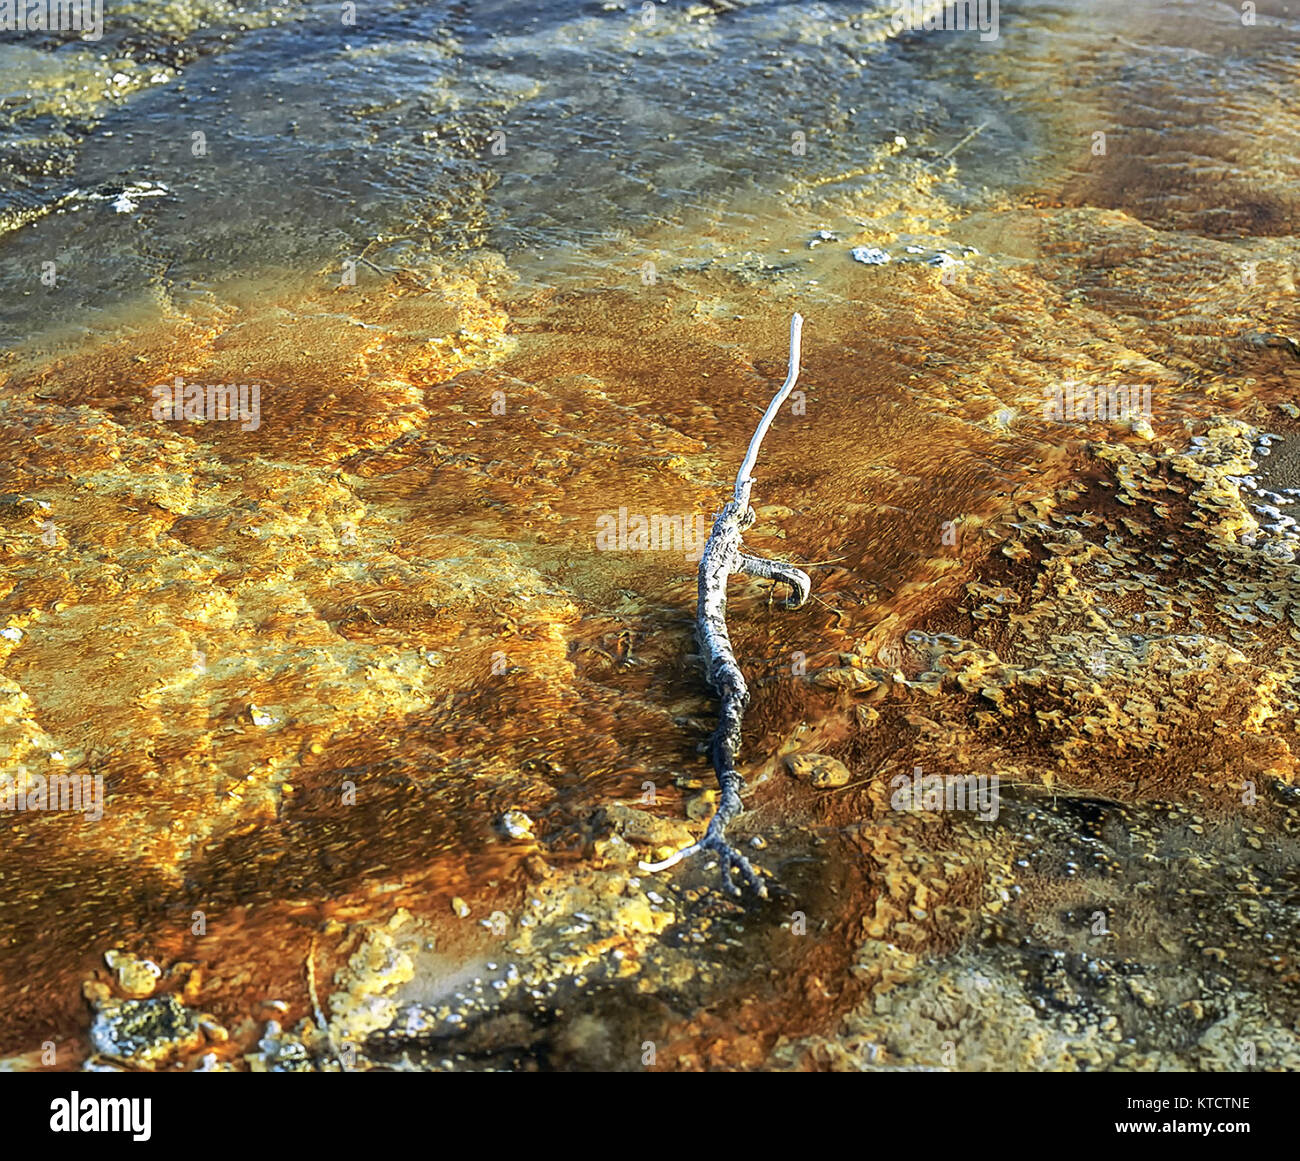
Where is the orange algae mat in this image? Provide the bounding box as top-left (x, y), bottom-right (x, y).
top-left (0, 0), bottom-right (1298, 1070)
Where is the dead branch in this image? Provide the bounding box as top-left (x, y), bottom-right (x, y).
top-left (640, 313), bottom-right (811, 897)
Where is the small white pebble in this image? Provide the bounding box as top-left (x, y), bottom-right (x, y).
top-left (497, 810), bottom-right (534, 840)
top-left (850, 245), bottom-right (890, 266)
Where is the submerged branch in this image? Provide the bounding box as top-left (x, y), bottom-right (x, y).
top-left (640, 313), bottom-right (811, 897)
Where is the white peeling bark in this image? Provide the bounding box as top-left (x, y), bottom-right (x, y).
top-left (640, 314), bottom-right (811, 897)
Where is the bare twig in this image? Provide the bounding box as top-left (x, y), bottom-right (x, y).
top-left (640, 313), bottom-right (811, 898)
top-left (931, 120), bottom-right (989, 166)
top-left (307, 932), bottom-right (343, 1068)
top-left (734, 314), bottom-right (804, 511)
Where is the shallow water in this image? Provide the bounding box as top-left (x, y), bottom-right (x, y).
top-left (0, 0), bottom-right (1298, 1070)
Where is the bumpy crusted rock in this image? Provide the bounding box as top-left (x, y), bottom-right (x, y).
top-left (89, 995), bottom-right (202, 1068)
top-left (786, 752), bottom-right (853, 788)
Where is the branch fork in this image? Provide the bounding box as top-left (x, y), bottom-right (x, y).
top-left (640, 314), bottom-right (811, 897)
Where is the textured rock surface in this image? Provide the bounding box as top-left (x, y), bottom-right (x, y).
top-left (786, 753), bottom-right (853, 789)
